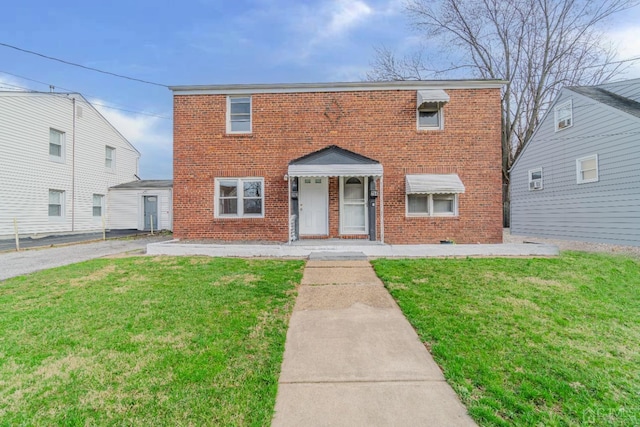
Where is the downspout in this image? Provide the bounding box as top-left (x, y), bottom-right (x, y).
top-left (380, 175), bottom-right (384, 244)
top-left (71, 97), bottom-right (76, 232)
top-left (287, 176), bottom-right (291, 244)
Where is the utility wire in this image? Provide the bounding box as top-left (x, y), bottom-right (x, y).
top-left (0, 41), bottom-right (169, 88)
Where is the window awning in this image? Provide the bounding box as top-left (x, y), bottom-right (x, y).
top-left (417, 89), bottom-right (450, 108)
top-left (406, 174), bottom-right (465, 194)
top-left (288, 163), bottom-right (383, 177)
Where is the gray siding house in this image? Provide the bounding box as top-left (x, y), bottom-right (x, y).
top-left (510, 78), bottom-right (640, 246)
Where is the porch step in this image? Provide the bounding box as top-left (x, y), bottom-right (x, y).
top-left (307, 251), bottom-right (368, 261)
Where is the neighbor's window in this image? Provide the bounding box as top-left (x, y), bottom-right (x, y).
top-left (105, 146), bottom-right (115, 169)
top-left (227, 96), bottom-right (252, 133)
top-left (93, 194), bottom-right (104, 217)
top-left (417, 103), bottom-right (443, 130)
top-left (407, 194), bottom-right (457, 216)
top-left (215, 177), bottom-right (264, 218)
top-left (577, 154), bottom-right (598, 184)
top-left (49, 189), bottom-right (64, 218)
top-left (49, 128), bottom-right (65, 162)
top-left (528, 167), bottom-right (543, 190)
top-left (554, 100), bottom-right (572, 131)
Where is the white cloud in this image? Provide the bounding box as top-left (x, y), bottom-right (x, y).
top-left (92, 100), bottom-right (173, 179)
top-left (604, 22), bottom-right (640, 79)
top-left (0, 74), bottom-right (32, 91)
top-left (324, 0), bottom-right (373, 38)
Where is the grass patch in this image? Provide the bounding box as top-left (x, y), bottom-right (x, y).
top-left (0, 256), bottom-right (303, 425)
top-left (372, 252), bottom-right (640, 426)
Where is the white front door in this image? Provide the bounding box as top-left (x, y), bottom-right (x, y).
top-left (299, 177), bottom-right (328, 235)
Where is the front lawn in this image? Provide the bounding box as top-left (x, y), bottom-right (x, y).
top-left (0, 256), bottom-right (303, 425)
top-left (372, 252), bottom-right (639, 426)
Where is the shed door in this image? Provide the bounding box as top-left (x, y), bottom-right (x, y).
top-left (144, 196), bottom-right (158, 230)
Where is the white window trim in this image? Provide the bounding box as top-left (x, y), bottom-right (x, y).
top-left (416, 103), bottom-right (444, 131)
top-left (105, 146), bottom-right (116, 171)
top-left (214, 177), bottom-right (264, 218)
top-left (406, 193), bottom-right (459, 217)
top-left (226, 96), bottom-right (252, 134)
top-left (48, 189), bottom-right (65, 220)
top-left (576, 154), bottom-right (599, 184)
top-left (93, 194), bottom-right (105, 219)
top-left (339, 176), bottom-right (369, 235)
top-left (554, 99), bottom-right (573, 132)
top-left (528, 167), bottom-right (543, 191)
top-left (49, 128), bottom-right (65, 163)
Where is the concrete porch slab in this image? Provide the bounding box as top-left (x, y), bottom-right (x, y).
top-left (272, 381), bottom-right (476, 427)
top-left (147, 240), bottom-right (559, 258)
top-left (305, 259), bottom-right (372, 268)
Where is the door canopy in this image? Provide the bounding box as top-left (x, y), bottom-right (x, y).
top-left (288, 145), bottom-right (383, 177)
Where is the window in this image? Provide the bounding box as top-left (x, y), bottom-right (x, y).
top-left (49, 190), bottom-right (64, 218)
top-left (528, 168), bottom-right (543, 190)
top-left (49, 128), bottom-right (65, 162)
top-left (93, 194), bottom-right (104, 217)
top-left (215, 178), bottom-right (264, 218)
top-left (417, 103), bottom-right (443, 130)
top-left (105, 146), bottom-right (115, 169)
top-left (227, 96), bottom-right (252, 133)
top-left (577, 154), bottom-right (598, 184)
top-left (407, 194), bottom-right (457, 216)
top-left (554, 100), bottom-right (572, 131)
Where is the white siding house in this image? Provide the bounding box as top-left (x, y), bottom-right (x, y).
top-left (108, 180), bottom-right (173, 231)
top-left (510, 78), bottom-right (640, 246)
top-left (0, 91), bottom-right (140, 238)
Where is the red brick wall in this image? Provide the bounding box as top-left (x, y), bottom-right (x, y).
top-left (173, 88), bottom-right (503, 244)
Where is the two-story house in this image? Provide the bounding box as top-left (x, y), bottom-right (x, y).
top-left (510, 78), bottom-right (640, 246)
top-left (170, 80), bottom-right (504, 244)
top-left (0, 91), bottom-right (140, 237)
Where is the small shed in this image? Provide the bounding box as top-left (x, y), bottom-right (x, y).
top-left (108, 180), bottom-right (173, 232)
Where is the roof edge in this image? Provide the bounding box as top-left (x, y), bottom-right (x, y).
top-left (169, 80), bottom-right (507, 95)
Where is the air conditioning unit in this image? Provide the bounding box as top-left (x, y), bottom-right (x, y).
top-left (558, 118), bottom-right (571, 129)
top-left (529, 181), bottom-right (542, 190)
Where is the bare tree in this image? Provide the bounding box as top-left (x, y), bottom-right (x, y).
top-left (368, 0), bottom-right (638, 187)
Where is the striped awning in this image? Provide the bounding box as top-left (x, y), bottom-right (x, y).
top-left (288, 163), bottom-right (383, 177)
top-left (417, 90), bottom-right (450, 108)
top-left (406, 174), bottom-right (465, 194)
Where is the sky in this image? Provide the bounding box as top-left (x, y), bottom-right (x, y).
top-left (1, 0), bottom-right (639, 179)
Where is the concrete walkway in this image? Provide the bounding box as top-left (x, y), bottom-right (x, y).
top-left (272, 254), bottom-right (477, 426)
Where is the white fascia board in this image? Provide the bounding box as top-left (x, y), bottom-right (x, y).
top-left (170, 80), bottom-right (507, 95)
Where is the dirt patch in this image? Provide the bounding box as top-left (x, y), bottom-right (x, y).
top-left (519, 276), bottom-right (575, 292)
top-left (213, 274), bottom-right (259, 286)
top-left (498, 296), bottom-right (541, 311)
top-left (70, 264), bottom-right (116, 287)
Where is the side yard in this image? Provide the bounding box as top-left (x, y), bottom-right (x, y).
top-left (0, 256), bottom-right (303, 425)
top-left (372, 253), bottom-right (640, 426)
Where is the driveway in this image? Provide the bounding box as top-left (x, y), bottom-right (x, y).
top-left (0, 235), bottom-right (171, 281)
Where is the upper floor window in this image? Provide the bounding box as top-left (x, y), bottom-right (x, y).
top-left (576, 154), bottom-right (598, 184)
top-left (49, 189), bottom-right (64, 218)
top-left (554, 100), bottom-right (572, 131)
top-left (227, 96), bottom-right (252, 133)
top-left (528, 168), bottom-right (543, 190)
top-left (417, 104), bottom-right (443, 130)
top-left (215, 177), bottom-right (264, 218)
top-left (49, 128), bottom-right (65, 162)
top-left (105, 146), bottom-right (115, 170)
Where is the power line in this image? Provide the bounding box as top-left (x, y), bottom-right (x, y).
top-left (0, 70), bottom-right (171, 119)
top-left (0, 41), bottom-right (169, 88)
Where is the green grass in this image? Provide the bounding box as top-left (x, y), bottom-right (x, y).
top-left (0, 256), bottom-right (303, 425)
top-left (372, 252), bottom-right (640, 426)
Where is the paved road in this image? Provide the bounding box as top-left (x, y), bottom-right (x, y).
top-left (0, 229), bottom-right (150, 251)
top-left (0, 236), bottom-right (171, 281)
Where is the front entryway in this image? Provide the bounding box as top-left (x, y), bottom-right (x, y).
top-left (340, 176), bottom-right (368, 235)
top-left (143, 196), bottom-right (158, 231)
top-left (299, 177), bottom-right (328, 235)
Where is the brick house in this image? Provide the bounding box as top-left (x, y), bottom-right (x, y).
top-left (170, 81), bottom-right (504, 244)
